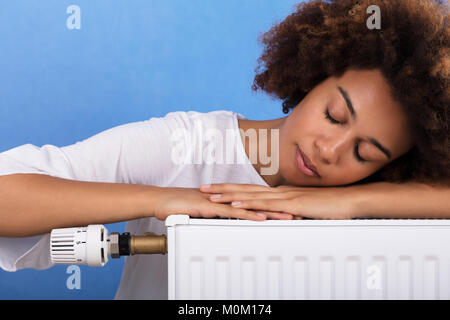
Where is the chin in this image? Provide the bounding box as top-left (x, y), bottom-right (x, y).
top-left (281, 170), bottom-right (308, 187)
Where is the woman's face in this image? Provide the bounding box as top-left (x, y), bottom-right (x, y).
top-left (278, 68), bottom-right (415, 187)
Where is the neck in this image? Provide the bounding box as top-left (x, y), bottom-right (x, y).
top-left (238, 117), bottom-right (287, 187)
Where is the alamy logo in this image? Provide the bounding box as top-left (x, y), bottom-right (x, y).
top-left (170, 120), bottom-right (280, 175)
top-left (366, 5), bottom-right (381, 30)
top-left (66, 265), bottom-right (81, 290)
top-left (366, 265), bottom-right (382, 290)
top-left (349, 3), bottom-right (381, 30)
top-left (66, 5), bottom-right (81, 30)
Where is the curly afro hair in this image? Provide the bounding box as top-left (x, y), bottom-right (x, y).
top-left (252, 0), bottom-right (449, 187)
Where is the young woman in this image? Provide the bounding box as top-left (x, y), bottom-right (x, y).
top-left (200, 0), bottom-right (450, 221)
top-left (0, 0), bottom-right (448, 299)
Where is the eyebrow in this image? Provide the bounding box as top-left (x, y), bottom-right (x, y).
top-left (337, 85), bottom-right (392, 160)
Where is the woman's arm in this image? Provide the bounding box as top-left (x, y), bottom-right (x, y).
top-left (0, 174), bottom-right (157, 237)
top-left (354, 181), bottom-right (450, 219)
top-left (0, 174), bottom-right (267, 238)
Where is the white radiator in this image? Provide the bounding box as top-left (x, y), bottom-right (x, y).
top-left (165, 215), bottom-right (450, 300)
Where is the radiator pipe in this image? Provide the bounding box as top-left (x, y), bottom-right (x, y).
top-left (116, 232), bottom-right (168, 256)
top-left (131, 232), bottom-right (168, 255)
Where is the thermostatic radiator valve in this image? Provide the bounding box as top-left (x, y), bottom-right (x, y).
top-left (50, 225), bottom-right (167, 267)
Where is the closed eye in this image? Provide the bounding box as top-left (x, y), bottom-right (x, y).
top-left (323, 109), bottom-right (367, 163)
top-left (324, 109), bottom-right (341, 125)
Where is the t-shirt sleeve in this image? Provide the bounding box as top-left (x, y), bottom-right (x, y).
top-left (0, 113), bottom-right (184, 272)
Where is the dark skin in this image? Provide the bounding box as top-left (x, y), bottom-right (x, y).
top-left (153, 68), bottom-right (449, 221)
top-left (238, 68), bottom-right (414, 188)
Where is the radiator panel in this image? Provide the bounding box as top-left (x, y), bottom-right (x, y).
top-left (166, 216), bottom-right (450, 300)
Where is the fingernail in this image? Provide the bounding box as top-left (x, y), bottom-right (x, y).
top-left (210, 194), bottom-right (222, 199)
top-left (201, 184), bottom-right (211, 189)
top-left (256, 213), bottom-right (266, 218)
top-left (231, 201), bottom-right (242, 207)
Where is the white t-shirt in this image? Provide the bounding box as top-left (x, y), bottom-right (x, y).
top-left (0, 110), bottom-right (269, 299)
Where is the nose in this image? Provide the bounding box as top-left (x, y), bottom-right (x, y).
top-left (315, 133), bottom-right (351, 165)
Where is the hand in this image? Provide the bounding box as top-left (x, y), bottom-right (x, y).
top-left (151, 187), bottom-right (267, 221)
top-left (200, 183), bottom-right (360, 220)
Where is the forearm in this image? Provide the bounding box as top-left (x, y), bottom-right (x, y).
top-left (0, 174), bottom-right (158, 237)
top-left (353, 181), bottom-right (450, 219)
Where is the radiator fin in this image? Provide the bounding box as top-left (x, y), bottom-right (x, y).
top-left (424, 256), bottom-right (439, 299)
top-left (319, 256), bottom-right (335, 299)
top-left (241, 257), bottom-right (256, 299)
top-left (293, 257), bottom-right (308, 299)
top-left (267, 257), bottom-right (282, 299)
top-left (398, 256), bottom-right (413, 299)
top-left (345, 256), bottom-right (361, 299)
top-left (215, 257), bottom-right (230, 299)
top-left (189, 257), bottom-right (204, 299)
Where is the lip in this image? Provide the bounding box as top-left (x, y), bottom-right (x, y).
top-left (295, 146), bottom-right (320, 177)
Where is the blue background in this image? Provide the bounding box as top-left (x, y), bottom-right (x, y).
top-left (0, 0), bottom-right (301, 299)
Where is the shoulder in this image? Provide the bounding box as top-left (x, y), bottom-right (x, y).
top-left (149, 110), bottom-right (247, 131)
top-left (160, 109), bottom-right (245, 121)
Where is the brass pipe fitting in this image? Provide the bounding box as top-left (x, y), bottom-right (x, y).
top-left (130, 232), bottom-right (167, 255)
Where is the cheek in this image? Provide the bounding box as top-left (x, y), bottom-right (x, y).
top-left (276, 137), bottom-right (290, 166)
top-left (318, 162), bottom-right (380, 186)
top-left (276, 139), bottom-right (295, 177)
top-left (335, 165), bottom-right (379, 185)
top-left (292, 110), bottom-right (324, 137)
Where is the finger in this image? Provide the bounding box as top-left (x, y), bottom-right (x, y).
top-left (274, 185), bottom-right (313, 193)
top-left (255, 211), bottom-right (294, 220)
top-left (208, 191), bottom-right (286, 203)
top-left (230, 198), bottom-right (292, 214)
top-left (274, 185), bottom-right (298, 192)
top-left (276, 185), bottom-right (295, 188)
top-left (203, 202), bottom-right (267, 221)
top-left (200, 183), bottom-right (271, 194)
